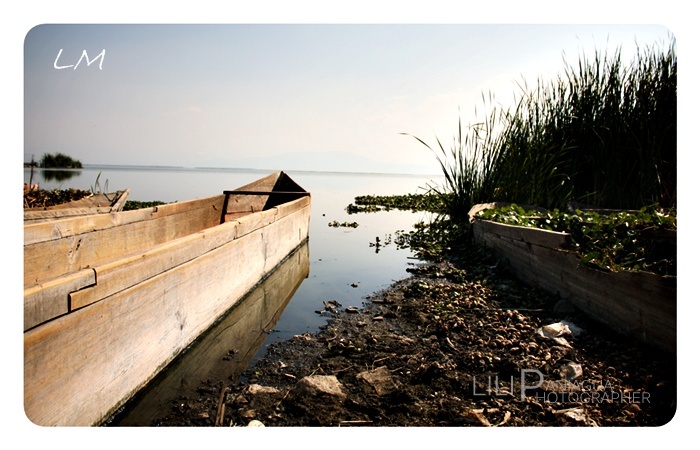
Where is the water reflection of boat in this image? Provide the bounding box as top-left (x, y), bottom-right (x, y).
top-left (24, 189), bottom-right (131, 223)
top-left (109, 241), bottom-right (310, 426)
top-left (24, 171), bottom-right (311, 426)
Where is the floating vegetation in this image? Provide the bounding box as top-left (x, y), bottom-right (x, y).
top-left (328, 220), bottom-right (359, 228)
top-left (476, 204), bottom-right (676, 276)
top-left (369, 235), bottom-right (394, 253)
top-left (347, 193), bottom-right (447, 215)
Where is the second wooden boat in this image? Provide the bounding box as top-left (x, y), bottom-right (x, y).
top-left (23, 189), bottom-right (131, 223)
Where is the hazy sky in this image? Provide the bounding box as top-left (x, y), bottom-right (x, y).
top-left (23, 23), bottom-right (673, 174)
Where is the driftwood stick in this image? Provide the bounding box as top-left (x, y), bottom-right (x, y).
top-left (339, 420), bottom-right (374, 426)
top-left (215, 384), bottom-right (229, 426)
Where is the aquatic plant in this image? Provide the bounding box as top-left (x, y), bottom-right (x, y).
top-left (476, 203), bottom-right (676, 276)
top-left (407, 37), bottom-right (676, 219)
top-left (347, 193), bottom-right (447, 214)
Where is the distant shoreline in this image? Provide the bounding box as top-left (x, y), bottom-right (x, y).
top-left (25, 163), bottom-right (441, 179)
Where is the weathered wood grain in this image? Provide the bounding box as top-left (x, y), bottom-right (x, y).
top-left (23, 172), bottom-right (311, 427)
top-left (472, 219), bottom-right (676, 353)
top-left (24, 196), bottom-right (224, 286)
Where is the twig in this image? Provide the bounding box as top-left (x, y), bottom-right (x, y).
top-left (373, 353), bottom-right (397, 365)
top-left (215, 384), bottom-right (229, 426)
top-left (317, 330), bottom-right (338, 343)
top-left (275, 388), bottom-right (292, 409)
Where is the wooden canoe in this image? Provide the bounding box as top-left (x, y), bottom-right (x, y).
top-left (468, 203), bottom-right (676, 354)
top-left (24, 189), bottom-right (131, 223)
top-left (111, 240), bottom-right (310, 425)
top-left (24, 171), bottom-right (311, 426)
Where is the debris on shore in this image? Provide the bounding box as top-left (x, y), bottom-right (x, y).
top-left (147, 258), bottom-right (676, 427)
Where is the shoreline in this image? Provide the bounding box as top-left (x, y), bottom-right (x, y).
top-left (122, 255), bottom-right (676, 427)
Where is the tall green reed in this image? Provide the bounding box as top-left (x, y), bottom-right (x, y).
top-left (402, 94), bottom-right (506, 222)
top-left (408, 37), bottom-right (676, 221)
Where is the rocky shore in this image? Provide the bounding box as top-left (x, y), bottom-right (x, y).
top-left (146, 253), bottom-right (676, 427)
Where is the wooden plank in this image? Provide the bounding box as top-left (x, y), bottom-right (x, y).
top-left (69, 220), bottom-right (240, 310)
top-left (24, 269), bottom-right (96, 330)
top-left (474, 219), bottom-right (571, 249)
top-left (148, 195), bottom-right (225, 219)
top-left (109, 189), bottom-right (131, 212)
top-left (24, 207), bottom-right (152, 246)
top-left (24, 197), bottom-right (224, 287)
top-left (24, 207), bottom-right (309, 426)
top-left (224, 190), bottom-right (310, 196)
top-left (276, 195), bottom-right (310, 217)
top-left (262, 204), bottom-right (311, 273)
top-left (24, 206), bottom-right (114, 222)
top-left (224, 194), bottom-right (268, 217)
top-left (235, 207), bottom-right (278, 237)
top-left (23, 195), bottom-right (224, 245)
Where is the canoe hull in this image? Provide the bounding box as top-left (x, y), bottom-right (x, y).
top-left (24, 172), bottom-right (310, 426)
top-left (112, 241), bottom-right (310, 425)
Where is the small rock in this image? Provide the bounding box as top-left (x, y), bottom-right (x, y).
top-left (246, 384), bottom-right (280, 395)
top-left (536, 322), bottom-right (573, 348)
top-left (241, 409), bottom-right (256, 419)
top-left (561, 362), bottom-right (583, 380)
top-left (345, 306), bottom-right (360, 313)
top-left (247, 419), bottom-right (265, 427)
top-left (357, 366), bottom-right (396, 396)
top-left (292, 375), bottom-right (346, 401)
top-left (324, 300), bottom-right (341, 310)
top-left (624, 403), bottom-right (642, 415)
top-left (553, 407), bottom-right (598, 426)
top-left (231, 394), bottom-right (248, 404)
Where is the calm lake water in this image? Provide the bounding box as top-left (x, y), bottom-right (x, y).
top-left (24, 165), bottom-right (440, 424)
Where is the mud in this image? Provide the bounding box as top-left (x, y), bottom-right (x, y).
top-left (142, 255), bottom-right (676, 427)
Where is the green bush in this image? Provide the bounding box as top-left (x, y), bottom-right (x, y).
top-left (40, 152), bottom-right (83, 168)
